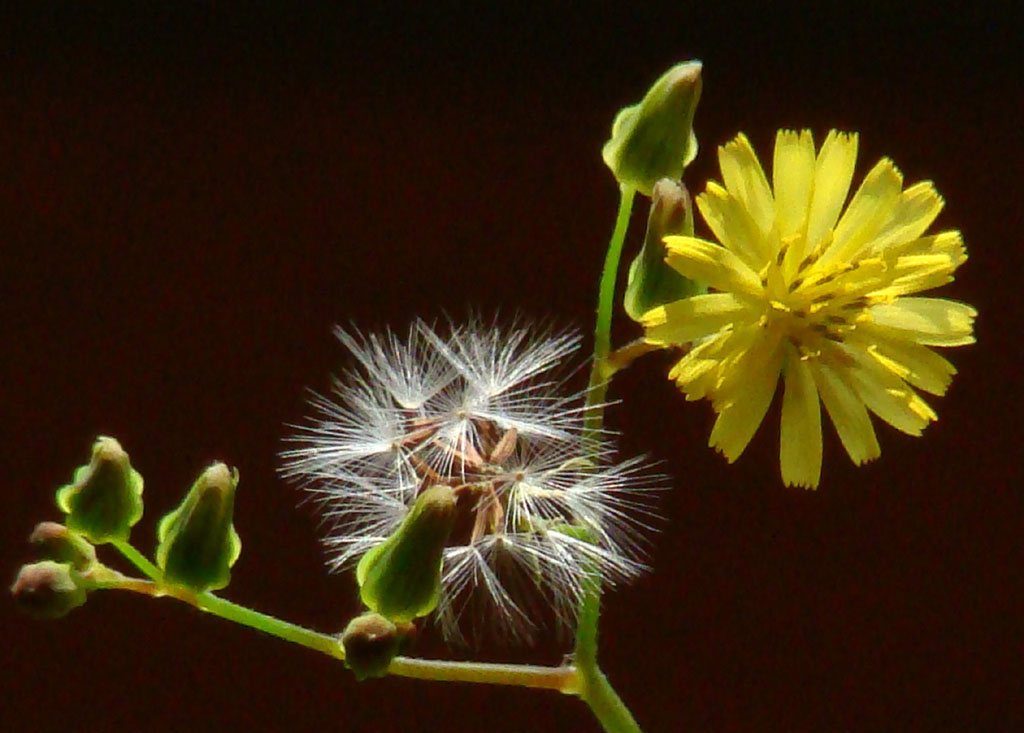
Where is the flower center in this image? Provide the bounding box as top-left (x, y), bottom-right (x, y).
top-left (756, 233), bottom-right (875, 360)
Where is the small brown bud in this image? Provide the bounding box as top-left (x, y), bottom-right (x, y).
top-left (29, 522), bottom-right (97, 570)
top-left (341, 612), bottom-right (401, 681)
top-left (11, 561), bottom-right (87, 619)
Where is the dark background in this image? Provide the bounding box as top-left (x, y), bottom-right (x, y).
top-left (2, 3), bottom-right (1020, 731)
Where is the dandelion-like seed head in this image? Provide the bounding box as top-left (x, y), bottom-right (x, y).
top-left (643, 129), bottom-right (977, 488)
top-left (281, 317), bottom-right (661, 644)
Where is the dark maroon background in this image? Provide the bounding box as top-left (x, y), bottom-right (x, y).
top-left (2, 3), bottom-right (1020, 731)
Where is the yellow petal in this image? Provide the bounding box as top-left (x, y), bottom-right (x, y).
top-left (707, 326), bottom-right (777, 408)
top-left (695, 183), bottom-right (771, 269)
top-left (884, 230), bottom-right (965, 263)
top-left (826, 157), bottom-right (904, 265)
top-left (878, 254), bottom-right (959, 297)
top-left (671, 355), bottom-right (720, 400)
top-left (642, 293), bottom-right (750, 345)
top-left (668, 329), bottom-right (734, 399)
top-left (869, 181), bottom-right (945, 252)
top-left (663, 235), bottom-right (764, 297)
top-left (811, 361), bottom-right (880, 465)
top-left (718, 133), bottom-right (775, 235)
top-left (931, 230), bottom-right (968, 265)
top-left (868, 297), bottom-right (977, 346)
top-left (852, 335), bottom-right (956, 396)
top-left (780, 349), bottom-right (822, 488)
top-left (844, 345), bottom-right (936, 435)
top-left (873, 231), bottom-right (966, 297)
top-left (773, 129), bottom-right (816, 239)
top-left (806, 130), bottom-right (858, 251)
top-left (708, 332), bottom-right (783, 461)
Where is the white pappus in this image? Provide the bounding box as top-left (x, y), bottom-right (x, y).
top-left (280, 316), bottom-right (663, 644)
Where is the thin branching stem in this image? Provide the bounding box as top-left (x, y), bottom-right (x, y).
top-left (111, 538), bottom-right (162, 581)
top-left (89, 548), bottom-right (583, 693)
top-left (575, 184), bottom-right (643, 733)
top-left (585, 184), bottom-right (637, 435)
top-left (76, 182), bottom-right (645, 732)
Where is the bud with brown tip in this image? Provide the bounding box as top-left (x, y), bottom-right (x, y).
top-left (602, 61), bottom-right (702, 196)
top-left (11, 561), bottom-right (87, 619)
top-left (356, 485), bottom-right (456, 623)
top-left (29, 522), bottom-right (97, 571)
top-left (624, 178), bottom-right (703, 321)
top-left (56, 436), bottom-right (144, 544)
top-left (156, 462), bottom-right (241, 592)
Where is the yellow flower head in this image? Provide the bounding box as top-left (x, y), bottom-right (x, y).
top-left (642, 130), bottom-right (976, 488)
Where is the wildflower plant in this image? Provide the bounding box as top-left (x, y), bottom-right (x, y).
top-left (12, 60), bottom-right (976, 732)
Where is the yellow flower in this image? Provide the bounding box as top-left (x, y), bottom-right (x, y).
top-left (642, 130), bottom-right (976, 488)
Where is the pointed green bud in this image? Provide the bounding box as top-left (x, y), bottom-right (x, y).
top-left (156, 462), bottom-right (241, 592)
top-left (624, 178), bottom-right (704, 321)
top-left (29, 522), bottom-right (97, 571)
top-left (56, 436), bottom-right (144, 544)
top-left (356, 485), bottom-right (456, 623)
top-left (602, 61), bottom-right (702, 196)
top-left (11, 561), bottom-right (87, 619)
top-left (341, 612), bottom-right (401, 681)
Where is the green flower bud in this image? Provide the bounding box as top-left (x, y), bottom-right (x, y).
top-left (356, 485), bottom-right (456, 623)
top-left (56, 436), bottom-right (144, 543)
top-left (602, 61), bottom-right (702, 196)
top-left (10, 561), bottom-right (87, 619)
top-left (624, 178), bottom-right (704, 321)
top-left (340, 612), bottom-right (401, 681)
top-left (29, 522), bottom-right (97, 571)
top-left (156, 462), bottom-right (241, 592)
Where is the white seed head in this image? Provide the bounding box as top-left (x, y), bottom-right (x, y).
top-left (281, 317), bottom-right (663, 644)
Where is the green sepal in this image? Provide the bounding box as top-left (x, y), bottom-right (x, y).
top-left (624, 178), bottom-right (704, 321)
top-left (356, 485), bottom-right (456, 623)
top-left (602, 61), bottom-right (702, 197)
top-left (29, 522), bottom-right (97, 571)
top-left (10, 560), bottom-right (87, 619)
top-left (341, 612), bottom-right (401, 681)
top-left (548, 522), bottom-right (595, 544)
top-left (55, 436), bottom-right (144, 544)
top-left (156, 462), bottom-right (241, 592)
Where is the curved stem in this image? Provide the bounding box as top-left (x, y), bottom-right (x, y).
top-left (580, 663), bottom-right (643, 732)
top-left (111, 538), bottom-right (162, 581)
top-left (82, 570), bottom-right (580, 692)
top-left (585, 184), bottom-right (636, 434)
top-left (198, 591), bottom-right (345, 659)
top-left (573, 184), bottom-right (643, 733)
top-left (389, 657), bottom-right (578, 692)
top-left (573, 574), bottom-right (641, 731)
top-left (91, 185), bottom-right (643, 728)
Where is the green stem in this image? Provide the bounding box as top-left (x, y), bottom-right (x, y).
top-left (97, 181), bottom-right (641, 726)
top-left (389, 656), bottom-right (578, 692)
top-left (111, 539), bottom-right (162, 581)
top-left (573, 184), bottom-right (642, 733)
top-left (574, 574), bottom-right (641, 732)
top-left (84, 570), bottom-right (580, 692)
top-left (585, 184), bottom-right (636, 435)
top-left (197, 592), bottom-right (344, 659)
